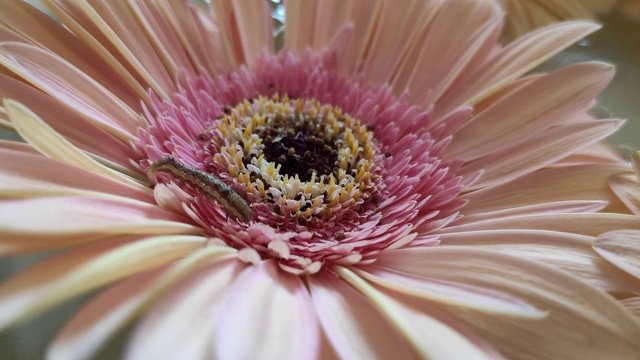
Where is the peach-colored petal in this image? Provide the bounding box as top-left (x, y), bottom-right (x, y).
top-left (0, 235), bottom-right (207, 329)
top-left (352, 263), bottom-right (544, 317)
top-left (336, 266), bottom-right (504, 359)
top-left (460, 119), bottom-right (623, 189)
top-left (0, 146), bottom-right (152, 202)
top-left (229, 0), bottom-right (273, 68)
top-left (48, 246), bottom-right (236, 360)
top-left (213, 260), bottom-right (320, 360)
top-left (0, 42), bottom-right (143, 141)
top-left (73, 0), bottom-right (177, 99)
top-left (308, 272), bottom-right (414, 359)
top-left (126, 0), bottom-right (196, 75)
top-left (0, 196), bottom-right (199, 255)
top-left (437, 21), bottom-right (600, 118)
top-left (438, 230), bottom-right (640, 292)
top-left (593, 230), bottom-right (640, 280)
top-left (374, 247), bottom-right (640, 359)
top-left (124, 258), bottom-right (245, 360)
top-left (621, 297), bottom-right (640, 319)
top-left (5, 99), bottom-right (148, 191)
top-left (0, 74), bottom-right (140, 170)
top-left (464, 164), bottom-right (629, 214)
top-left (447, 62), bottom-right (614, 161)
top-left (284, 0), bottom-right (319, 53)
top-left (440, 213), bottom-right (640, 236)
top-left (396, 0), bottom-right (501, 105)
top-left (609, 172), bottom-right (640, 215)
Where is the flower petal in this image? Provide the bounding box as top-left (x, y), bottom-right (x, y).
top-left (336, 266), bottom-right (504, 359)
top-left (123, 257), bottom-right (245, 360)
top-left (49, 247), bottom-right (237, 360)
top-left (463, 164), bottom-right (629, 214)
top-left (438, 230), bottom-right (640, 292)
top-left (460, 119), bottom-right (623, 189)
top-left (593, 230), bottom-right (640, 280)
top-left (621, 297), bottom-right (640, 319)
top-left (609, 172), bottom-right (640, 215)
top-left (5, 99), bottom-right (148, 191)
top-left (446, 62), bottom-right (614, 161)
top-left (230, 0), bottom-right (273, 68)
top-left (213, 260), bottom-right (320, 360)
top-left (0, 235), bottom-right (207, 329)
top-left (373, 247), bottom-right (640, 359)
top-left (0, 196), bottom-right (199, 255)
top-left (308, 271), bottom-right (414, 359)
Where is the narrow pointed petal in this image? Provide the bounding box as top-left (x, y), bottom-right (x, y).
top-left (336, 267), bottom-right (504, 359)
top-left (124, 259), bottom-right (245, 360)
top-left (0, 235), bottom-right (207, 329)
top-left (0, 196), bottom-right (198, 255)
top-left (213, 261), bottom-right (320, 360)
top-left (438, 230), bottom-right (640, 292)
top-left (373, 247), bottom-right (640, 359)
top-left (5, 100), bottom-right (148, 191)
top-left (49, 247), bottom-right (236, 360)
top-left (308, 272), bottom-right (414, 359)
top-left (593, 230), bottom-right (640, 280)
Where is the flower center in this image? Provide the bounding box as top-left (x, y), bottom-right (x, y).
top-left (204, 94), bottom-right (384, 226)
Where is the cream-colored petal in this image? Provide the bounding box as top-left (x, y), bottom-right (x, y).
top-left (0, 196), bottom-right (199, 255)
top-left (437, 22), bottom-right (600, 118)
top-left (48, 246), bottom-right (236, 360)
top-left (73, 0), bottom-right (177, 99)
top-left (124, 258), bottom-right (244, 360)
top-left (0, 42), bottom-right (144, 140)
top-left (0, 235), bottom-right (207, 329)
top-left (464, 164), bottom-right (629, 214)
top-left (0, 73), bottom-right (139, 170)
top-left (374, 247), bottom-right (640, 359)
top-left (593, 230), bottom-right (640, 280)
top-left (0, 146), bottom-right (152, 202)
top-left (447, 62), bottom-right (614, 161)
top-left (438, 230), bottom-right (640, 292)
top-left (308, 272), bottom-right (414, 359)
top-left (5, 100), bottom-right (148, 191)
top-left (336, 267), bottom-right (503, 359)
top-left (0, 0), bottom-right (140, 108)
top-left (460, 119), bottom-right (623, 190)
top-left (439, 213), bottom-right (640, 236)
top-left (609, 172), bottom-right (640, 215)
top-left (213, 260), bottom-right (320, 360)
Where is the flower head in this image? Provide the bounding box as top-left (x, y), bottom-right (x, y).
top-left (0, 0), bottom-right (639, 359)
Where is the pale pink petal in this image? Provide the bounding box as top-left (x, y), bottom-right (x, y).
top-left (124, 258), bottom-right (245, 360)
top-left (0, 42), bottom-right (143, 140)
top-left (230, 0), bottom-right (273, 68)
top-left (447, 62), bottom-right (614, 161)
top-left (396, 0), bottom-right (501, 104)
top-left (460, 119), bottom-right (623, 189)
top-left (620, 297), bottom-right (640, 319)
top-left (440, 213), bottom-right (640, 236)
top-left (437, 21), bottom-right (600, 118)
top-left (0, 73), bottom-right (139, 170)
top-left (463, 164), bottom-right (629, 214)
top-left (336, 266), bottom-right (504, 359)
top-left (73, 0), bottom-right (178, 99)
top-left (213, 260), bottom-right (320, 360)
top-left (609, 172), bottom-right (640, 215)
top-left (456, 201), bottom-right (608, 225)
top-left (49, 247), bottom-right (237, 360)
top-left (0, 196), bottom-right (199, 255)
top-left (308, 272), bottom-right (414, 359)
top-left (0, 0), bottom-right (140, 108)
top-left (5, 100), bottom-right (148, 191)
top-left (0, 146), bottom-right (153, 203)
top-left (438, 230), bottom-right (640, 292)
top-left (593, 230), bottom-right (640, 280)
top-left (0, 235), bottom-right (207, 329)
top-left (373, 247), bottom-right (640, 359)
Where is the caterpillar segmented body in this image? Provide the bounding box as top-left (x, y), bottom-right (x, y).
top-left (148, 157), bottom-right (253, 223)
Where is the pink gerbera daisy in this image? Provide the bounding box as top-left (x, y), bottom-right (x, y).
top-left (0, 0), bottom-right (639, 359)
